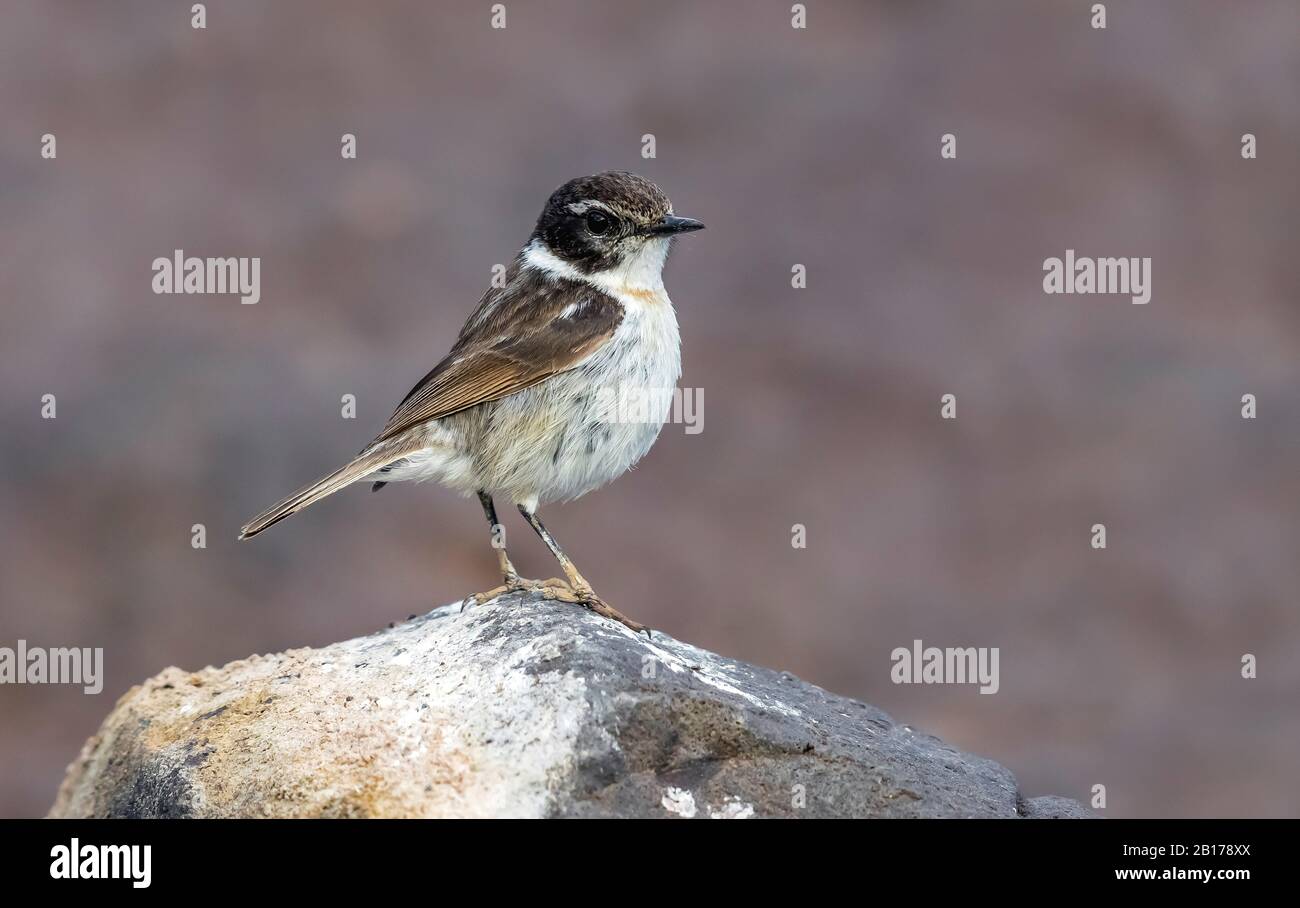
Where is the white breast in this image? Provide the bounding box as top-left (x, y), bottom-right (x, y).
top-left (523, 285), bottom-right (681, 504)
top-left (385, 239), bottom-right (684, 506)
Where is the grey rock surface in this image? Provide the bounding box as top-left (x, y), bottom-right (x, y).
top-left (50, 592), bottom-right (1092, 818)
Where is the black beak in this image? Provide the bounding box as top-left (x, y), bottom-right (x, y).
top-left (648, 215), bottom-right (705, 236)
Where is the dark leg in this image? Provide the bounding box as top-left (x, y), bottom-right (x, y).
top-left (467, 493), bottom-right (567, 608)
top-left (478, 491), bottom-right (519, 584)
top-left (518, 504), bottom-right (650, 635)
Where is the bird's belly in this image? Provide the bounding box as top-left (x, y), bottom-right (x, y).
top-left (475, 304), bottom-right (681, 504)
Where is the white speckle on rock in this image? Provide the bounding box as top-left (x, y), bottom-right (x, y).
top-left (709, 796), bottom-right (755, 819)
top-left (639, 636), bottom-right (803, 719)
top-left (661, 787), bottom-right (698, 818)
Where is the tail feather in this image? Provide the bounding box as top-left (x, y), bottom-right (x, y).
top-left (238, 441), bottom-right (421, 539)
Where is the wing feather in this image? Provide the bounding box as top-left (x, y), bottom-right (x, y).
top-left (375, 283), bottom-right (621, 442)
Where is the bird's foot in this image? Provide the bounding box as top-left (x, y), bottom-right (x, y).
top-left (464, 577), bottom-right (651, 637)
top-left (465, 575), bottom-right (572, 609)
top-left (544, 584), bottom-right (651, 637)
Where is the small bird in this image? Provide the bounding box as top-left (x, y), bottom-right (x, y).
top-left (239, 172), bottom-right (704, 633)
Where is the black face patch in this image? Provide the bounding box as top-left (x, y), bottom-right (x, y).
top-left (532, 172), bottom-right (672, 274)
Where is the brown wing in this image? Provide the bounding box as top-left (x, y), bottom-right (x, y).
top-left (375, 284), bottom-right (621, 443)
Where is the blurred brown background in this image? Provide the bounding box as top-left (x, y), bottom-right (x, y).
top-left (1, 1), bottom-right (1297, 818)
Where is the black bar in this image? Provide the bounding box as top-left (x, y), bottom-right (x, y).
top-left (0, 819), bottom-right (1279, 892)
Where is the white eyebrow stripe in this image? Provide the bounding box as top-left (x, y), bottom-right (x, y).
top-left (565, 200), bottom-right (616, 216)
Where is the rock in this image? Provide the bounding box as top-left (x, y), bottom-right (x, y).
top-left (1019, 795), bottom-right (1097, 819)
top-left (50, 592), bottom-right (1092, 819)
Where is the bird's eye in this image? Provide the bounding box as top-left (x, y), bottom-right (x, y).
top-left (584, 211), bottom-right (613, 236)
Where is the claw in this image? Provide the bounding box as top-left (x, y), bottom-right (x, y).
top-left (570, 589), bottom-right (650, 635)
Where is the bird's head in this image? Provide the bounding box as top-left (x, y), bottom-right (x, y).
top-left (529, 171), bottom-right (704, 282)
